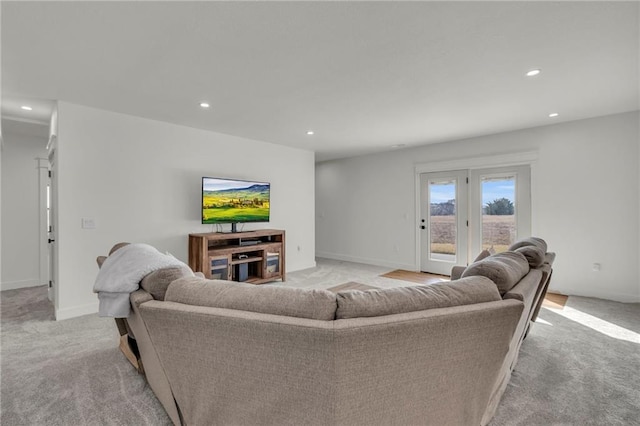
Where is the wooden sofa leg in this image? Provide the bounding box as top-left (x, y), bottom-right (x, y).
top-left (114, 318), bottom-right (145, 374)
top-left (114, 318), bottom-right (129, 336)
top-left (531, 271), bottom-right (553, 322)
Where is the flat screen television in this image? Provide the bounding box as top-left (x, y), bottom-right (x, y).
top-left (202, 177), bottom-right (270, 232)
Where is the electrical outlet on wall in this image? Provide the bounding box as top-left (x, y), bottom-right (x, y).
top-left (81, 218), bottom-right (96, 229)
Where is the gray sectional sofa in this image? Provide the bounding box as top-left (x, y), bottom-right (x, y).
top-left (450, 237), bottom-right (556, 423)
top-left (97, 237), bottom-right (554, 426)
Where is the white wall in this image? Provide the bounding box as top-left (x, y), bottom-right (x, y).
top-left (0, 5), bottom-right (3, 293)
top-left (55, 102), bottom-right (315, 320)
top-left (1, 126), bottom-right (48, 290)
top-left (317, 112), bottom-right (640, 302)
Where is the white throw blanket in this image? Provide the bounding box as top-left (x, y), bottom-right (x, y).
top-left (93, 243), bottom-right (189, 317)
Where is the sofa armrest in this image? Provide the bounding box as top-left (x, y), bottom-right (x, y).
top-left (544, 252), bottom-right (556, 266)
top-left (112, 290), bottom-right (152, 342)
top-left (96, 255), bottom-right (107, 268)
top-left (130, 289), bottom-right (153, 308)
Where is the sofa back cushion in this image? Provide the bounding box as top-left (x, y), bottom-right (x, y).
top-left (473, 249), bottom-right (492, 262)
top-left (141, 265), bottom-right (194, 301)
top-left (461, 251), bottom-right (529, 295)
top-left (508, 237), bottom-right (547, 253)
top-left (165, 277), bottom-right (337, 320)
top-left (514, 246), bottom-right (545, 268)
top-left (335, 276), bottom-right (501, 319)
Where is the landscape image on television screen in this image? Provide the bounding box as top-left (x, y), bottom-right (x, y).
top-left (202, 178), bottom-right (270, 224)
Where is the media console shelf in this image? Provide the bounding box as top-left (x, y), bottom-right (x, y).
top-left (188, 229), bottom-right (285, 284)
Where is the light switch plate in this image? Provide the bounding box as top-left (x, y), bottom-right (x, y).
top-left (82, 218), bottom-right (96, 229)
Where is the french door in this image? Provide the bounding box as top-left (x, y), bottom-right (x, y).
top-left (468, 166), bottom-right (531, 257)
top-left (419, 170), bottom-right (468, 275)
top-left (420, 165), bottom-right (531, 275)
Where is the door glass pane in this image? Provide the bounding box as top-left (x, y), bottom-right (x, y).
top-left (46, 185), bottom-right (50, 229)
top-left (429, 179), bottom-right (456, 261)
top-left (481, 176), bottom-right (516, 253)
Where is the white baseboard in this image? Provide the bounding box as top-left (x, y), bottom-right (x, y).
top-left (286, 260), bottom-right (317, 273)
top-left (55, 301), bottom-right (99, 321)
top-left (549, 286), bottom-right (640, 303)
top-left (316, 251), bottom-right (416, 271)
top-left (0, 279), bottom-right (43, 291)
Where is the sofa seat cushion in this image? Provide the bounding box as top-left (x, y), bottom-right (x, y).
top-left (335, 276), bottom-right (501, 319)
top-left (165, 277), bottom-right (337, 320)
top-left (461, 251), bottom-right (529, 295)
top-left (514, 246), bottom-right (545, 268)
top-left (508, 237), bottom-right (547, 253)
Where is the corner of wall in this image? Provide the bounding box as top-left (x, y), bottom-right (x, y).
top-left (637, 110), bottom-right (640, 302)
top-left (55, 301), bottom-right (99, 321)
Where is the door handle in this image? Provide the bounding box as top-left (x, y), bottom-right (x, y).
top-left (420, 226), bottom-right (425, 230)
top-left (48, 239), bottom-right (55, 243)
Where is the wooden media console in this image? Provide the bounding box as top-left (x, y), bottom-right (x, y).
top-left (188, 229), bottom-right (285, 284)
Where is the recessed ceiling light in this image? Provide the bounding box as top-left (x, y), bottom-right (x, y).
top-left (21, 105), bottom-right (33, 111)
top-left (306, 131), bottom-right (314, 136)
top-left (526, 69), bottom-right (541, 77)
top-left (391, 144), bottom-right (406, 148)
top-left (199, 102), bottom-right (210, 108)
top-left (549, 112), bottom-right (559, 118)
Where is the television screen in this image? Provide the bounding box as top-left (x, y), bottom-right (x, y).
top-left (202, 177), bottom-right (270, 225)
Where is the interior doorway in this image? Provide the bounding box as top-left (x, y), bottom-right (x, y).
top-left (47, 137), bottom-right (57, 304)
top-left (37, 158), bottom-right (49, 293)
top-left (419, 164), bottom-right (531, 275)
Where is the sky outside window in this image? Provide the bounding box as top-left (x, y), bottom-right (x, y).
top-left (430, 178), bottom-right (515, 205)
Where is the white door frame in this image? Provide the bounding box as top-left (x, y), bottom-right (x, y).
top-left (47, 135), bottom-right (57, 305)
top-left (419, 170), bottom-right (469, 275)
top-left (414, 151), bottom-right (538, 271)
top-left (37, 158), bottom-right (49, 290)
top-left (469, 165), bottom-right (531, 256)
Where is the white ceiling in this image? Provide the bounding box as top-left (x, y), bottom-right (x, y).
top-left (2, 1), bottom-right (638, 161)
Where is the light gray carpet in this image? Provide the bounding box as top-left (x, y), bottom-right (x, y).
top-left (491, 296), bottom-right (640, 426)
top-left (1, 286), bottom-right (171, 425)
top-left (2, 264), bottom-right (639, 425)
